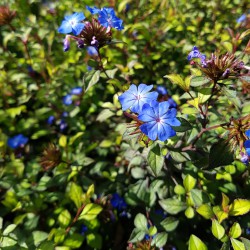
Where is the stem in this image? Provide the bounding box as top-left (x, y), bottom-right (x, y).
top-left (65, 203), bottom-right (85, 234)
top-left (182, 121), bottom-right (230, 151)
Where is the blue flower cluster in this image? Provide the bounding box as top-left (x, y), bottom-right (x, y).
top-left (237, 14), bottom-right (247, 23)
top-left (58, 6), bottom-right (123, 52)
top-left (187, 46), bottom-right (206, 65)
top-left (242, 130), bottom-right (250, 164)
top-left (118, 84), bottom-right (180, 142)
top-left (7, 134), bottom-right (28, 149)
top-left (47, 112), bottom-right (68, 132)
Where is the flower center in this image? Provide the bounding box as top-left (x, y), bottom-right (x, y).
top-left (136, 95), bottom-right (141, 100)
top-left (156, 117), bottom-right (161, 123)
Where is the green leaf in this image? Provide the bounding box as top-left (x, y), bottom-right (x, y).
top-left (229, 222), bottom-right (242, 239)
top-left (241, 237), bottom-right (250, 249)
top-left (96, 109), bottom-right (114, 122)
top-left (160, 217), bottom-right (179, 232)
top-left (239, 29), bottom-right (250, 39)
top-left (59, 135), bottom-right (67, 148)
top-left (190, 189), bottom-right (208, 207)
top-left (37, 241), bottom-right (54, 250)
top-left (83, 70), bottom-right (101, 93)
top-left (184, 174), bottom-right (197, 192)
top-left (213, 206), bottom-right (229, 223)
top-left (190, 75), bottom-right (211, 87)
top-left (147, 144), bottom-right (164, 176)
top-left (68, 182), bottom-right (83, 208)
top-left (32, 231), bottom-right (49, 247)
top-left (86, 233), bottom-right (102, 249)
top-left (128, 228), bottom-right (145, 243)
top-left (220, 242), bottom-right (231, 250)
top-left (196, 204), bottom-right (214, 219)
top-left (148, 226), bottom-right (157, 236)
top-left (159, 198), bottom-right (187, 215)
top-left (172, 117), bottom-right (192, 132)
top-left (79, 203), bottom-right (103, 221)
top-left (221, 86), bottom-right (241, 109)
top-left (105, 68), bottom-right (118, 79)
top-left (164, 74), bottom-right (189, 91)
top-left (58, 209), bottom-right (71, 228)
top-left (208, 139), bottom-right (234, 169)
top-left (229, 199), bottom-right (250, 216)
top-left (211, 219), bottom-right (225, 240)
top-left (64, 233), bottom-right (85, 249)
top-left (69, 132), bottom-right (84, 145)
top-left (87, 59), bottom-right (99, 68)
top-left (185, 206), bottom-right (195, 219)
top-left (151, 232), bottom-right (168, 248)
top-left (231, 238), bottom-right (246, 250)
top-left (134, 213), bottom-right (148, 231)
top-left (188, 234), bottom-right (207, 250)
top-left (3, 224), bottom-right (17, 235)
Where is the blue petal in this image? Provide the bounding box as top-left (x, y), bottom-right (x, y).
top-left (246, 129), bottom-right (250, 138)
top-left (130, 100), bottom-right (141, 113)
top-left (144, 91), bottom-right (158, 102)
top-left (138, 84), bottom-right (153, 95)
top-left (72, 23), bottom-right (85, 35)
top-left (58, 21), bottom-right (72, 34)
top-left (245, 140), bottom-right (250, 149)
top-left (73, 12), bottom-right (85, 22)
top-left (87, 6), bottom-right (101, 14)
top-left (159, 101), bottom-right (170, 116)
top-left (158, 124), bottom-right (176, 141)
top-left (146, 122), bottom-right (158, 140)
top-left (138, 105), bottom-right (155, 121)
top-left (70, 87), bottom-right (82, 95)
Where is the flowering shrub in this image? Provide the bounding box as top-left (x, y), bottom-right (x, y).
top-left (0, 1), bottom-right (250, 250)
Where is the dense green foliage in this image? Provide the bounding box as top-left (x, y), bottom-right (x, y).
top-left (0, 0), bottom-right (250, 249)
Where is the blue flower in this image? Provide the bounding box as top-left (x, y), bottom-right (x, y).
top-left (59, 119), bottom-right (68, 131)
top-left (187, 46), bottom-right (206, 64)
top-left (138, 101), bottom-right (180, 141)
top-left (70, 87), bottom-right (82, 95)
top-left (118, 84), bottom-right (158, 113)
top-left (80, 225), bottom-right (88, 235)
top-left (241, 154), bottom-right (249, 165)
top-left (244, 140), bottom-right (250, 156)
top-left (62, 94), bottom-right (73, 105)
top-left (8, 134), bottom-right (28, 149)
top-left (111, 193), bottom-right (127, 211)
top-left (237, 14), bottom-right (246, 23)
top-left (246, 129), bottom-right (250, 138)
top-left (58, 12), bottom-right (85, 35)
top-left (47, 115), bottom-right (55, 125)
top-left (98, 8), bottom-right (124, 30)
top-left (156, 86), bottom-right (168, 95)
top-left (87, 46), bottom-right (98, 56)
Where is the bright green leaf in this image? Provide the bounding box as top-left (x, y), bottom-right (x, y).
top-left (188, 234), bottom-right (207, 250)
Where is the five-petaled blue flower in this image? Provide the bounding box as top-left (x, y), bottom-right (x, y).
top-left (118, 84), bottom-right (158, 113)
top-left (8, 134), bottom-right (29, 149)
top-left (138, 101), bottom-right (180, 141)
top-left (110, 193), bottom-right (127, 211)
top-left (87, 6), bottom-right (124, 30)
top-left (58, 12), bottom-right (85, 35)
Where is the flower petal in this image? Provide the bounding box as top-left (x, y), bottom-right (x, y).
top-left (246, 129), bottom-right (250, 138)
top-left (58, 20), bottom-right (72, 34)
top-left (138, 84), bottom-right (153, 95)
top-left (72, 23), bottom-right (85, 35)
top-left (158, 123), bottom-right (176, 141)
